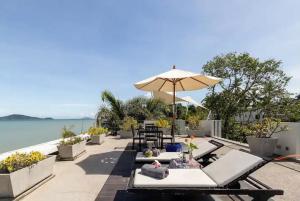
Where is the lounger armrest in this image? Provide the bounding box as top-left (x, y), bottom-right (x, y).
top-left (208, 140), bottom-right (224, 148)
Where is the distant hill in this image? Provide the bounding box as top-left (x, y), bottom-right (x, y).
top-left (80, 117), bottom-right (94, 120)
top-left (0, 114), bottom-right (54, 121)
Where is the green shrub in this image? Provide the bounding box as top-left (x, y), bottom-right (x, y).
top-left (121, 116), bottom-right (137, 131)
top-left (0, 152), bottom-right (46, 173)
top-left (243, 118), bottom-right (288, 138)
top-left (187, 115), bottom-right (201, 130)
top-left (155, 118), bottom-right (170, 128)
top-left (60, 137), bottom-right (84, 146)
top-left (88, 127), bottom-right (108, 136)
top-left (62, 126), bottom-right (76, 139)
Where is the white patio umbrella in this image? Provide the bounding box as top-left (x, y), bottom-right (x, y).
top-left (150, 91), bottom-right (187, 105)
top-left (180, 96), bottom-right (212, 120)
top-left (181, 96), bottom-right (207, 109)
top-left (134, 65), bottom-right (221, 139)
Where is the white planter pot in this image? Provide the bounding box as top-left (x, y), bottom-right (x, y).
top-left (119, 130), bottom-right (132, 139)
top-left (186, 129), bottom-right (209, 137)
top-left (0, 155), bottom-right (55, 198)
top-left (90, 135), bottom-right (105, 144)
top-left (58, 140), bottom-right (86, 160)
top-left (247, 136), bottom-right (278, 157)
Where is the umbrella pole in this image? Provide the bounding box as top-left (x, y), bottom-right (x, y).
top-left (172, 81), bottom-right (176, 143)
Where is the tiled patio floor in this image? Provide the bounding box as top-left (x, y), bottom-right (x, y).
top-left (11, 136), bottom-right (300, 201)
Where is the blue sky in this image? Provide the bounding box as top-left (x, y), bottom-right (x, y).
top-left (0, 0), bottom-right (299, 118)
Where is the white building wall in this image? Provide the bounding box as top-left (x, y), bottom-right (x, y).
top-left (273, 122), bottom-right (300, 156)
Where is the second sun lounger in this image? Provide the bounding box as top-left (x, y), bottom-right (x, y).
top-left (135, 140), bottom-right (223, 163)
top-left (128, 149), bottom-right (284, 201)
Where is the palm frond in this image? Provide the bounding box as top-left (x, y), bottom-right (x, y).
top-left (101, 90), bottom-right (125, 120)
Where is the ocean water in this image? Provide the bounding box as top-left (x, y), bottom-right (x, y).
top-left (0, 120), bottom-right (95, 154)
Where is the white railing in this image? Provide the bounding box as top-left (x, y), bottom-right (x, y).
top-left (210, 120), bottom-right (222, 137)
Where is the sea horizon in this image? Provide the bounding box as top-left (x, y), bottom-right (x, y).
top-left (0, 119), bottom-right (95, 154)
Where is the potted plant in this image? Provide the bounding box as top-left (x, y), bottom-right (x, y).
top-left (184, 135), bottom-right (198, 161)
top-left (245, 118), bottom-right (287, 157)
top-left (0, 151), bottom-right (55, 198)
top-left (119, 116), bottom-right (137, 139)
top-left (58, 126), bottom-right (86, 160)
top-left (155, 118), bottom-right (171, 135)
top-left (88, 126), bottom-right (108, 144)
top-left (186, 115), bottom-right (207, 137)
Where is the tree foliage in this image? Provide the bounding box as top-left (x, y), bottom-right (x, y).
top-left (96, 90), bottom-right (209, 131)
top-left (203, 52), bottom-right (291, 139)
top-left (96, 91), bottom-right (171, 130)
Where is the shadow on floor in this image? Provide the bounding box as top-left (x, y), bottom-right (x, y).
top-left (103, 190), bottom-right (219, 201)
top-left (76, 151), bottom-right (124, 175)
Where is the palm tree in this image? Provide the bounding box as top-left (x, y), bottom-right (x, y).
top-left (125, 96), bottom-right (148, 121)
top-left (95, 106), bottom-right (110, 127)
top-left (101, 90), bottom-right (125, 120)
top-left (96, 90), bottom-right (170, 129)
top-left (145, 98), bottom-right (170, 119)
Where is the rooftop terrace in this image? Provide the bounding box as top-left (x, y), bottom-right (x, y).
top-left (6, 136), bottom-right (300, 201)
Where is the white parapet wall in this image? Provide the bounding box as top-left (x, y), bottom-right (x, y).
top-left (273, 122), bottom-right (300, 156)
top-left (0, 134), bottom-right (90, 161)
top-left (194, 120), bottom-right (222, 137)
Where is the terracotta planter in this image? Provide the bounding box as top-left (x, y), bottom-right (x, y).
top-left (0, 155), bottom-right (55, 198)
top-left (90, 135), bottom-right (105, 144)
top-left (58, 140), bottom-right (86, 160)
top-left (247, 136), bottom-right (278, 157)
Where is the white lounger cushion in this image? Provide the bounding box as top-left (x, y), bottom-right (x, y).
top-left (134, 169), bottom-right (217, 188)
top-left (135, 141), bottom-right (218, 162)
top-left (203, 150), bottom-right (264, 187)
top-left (135, 152), bottom-right (181, 162)
top-left (192, 141), bottom-right (218, 158)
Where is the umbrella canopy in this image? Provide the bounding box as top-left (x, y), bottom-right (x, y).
top-left (150, 91), bottom-right (187, 105)
top-left (181, 96), bottom-right (207, 109)
top-left (135, 66), bottom-right (221, 92)
top-left (134, 65), bottom-right (221, 139)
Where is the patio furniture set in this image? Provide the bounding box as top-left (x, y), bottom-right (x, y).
top-left (127, 138), bottom-right (284, 201)
top-left (131, 124), bottom-right (173, 151)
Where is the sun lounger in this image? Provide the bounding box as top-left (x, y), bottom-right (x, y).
top-left (193, 140), bottom-right (223, 161)
top-left (128, 149), bottom-right (284, 200)
top-left (136, 152), bottom-right (181, 163)
top-left (135, 140), bottom-right (223, 163)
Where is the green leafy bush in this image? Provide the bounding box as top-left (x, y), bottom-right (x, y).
top-left (0, 152), bottom-right (46, 173)
top-left (60, 137), bottom-right (84, 145)
top-left (62, 126), bottom-right (76, 139)
top-left (243, 118), bottom-right (288, 138)
top-left (121, 116), bottom-right (137, 131)
top-left (155, 118), bottom-right (170, 128)
top-left (88, 127), bottom-right (108, 136)
top-left (59, 126), bottom-right (84, 145)
top-left (187, 115), bottom-right (201, 130)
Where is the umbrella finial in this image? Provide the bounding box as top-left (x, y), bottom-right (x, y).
top-left (172, 65), bottom-right (176, 69)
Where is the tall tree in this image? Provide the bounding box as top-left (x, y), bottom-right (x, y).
top-left (101, 90), bottom-right (125, 120)
top-left (203, 53), bottom-right (291, 138)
